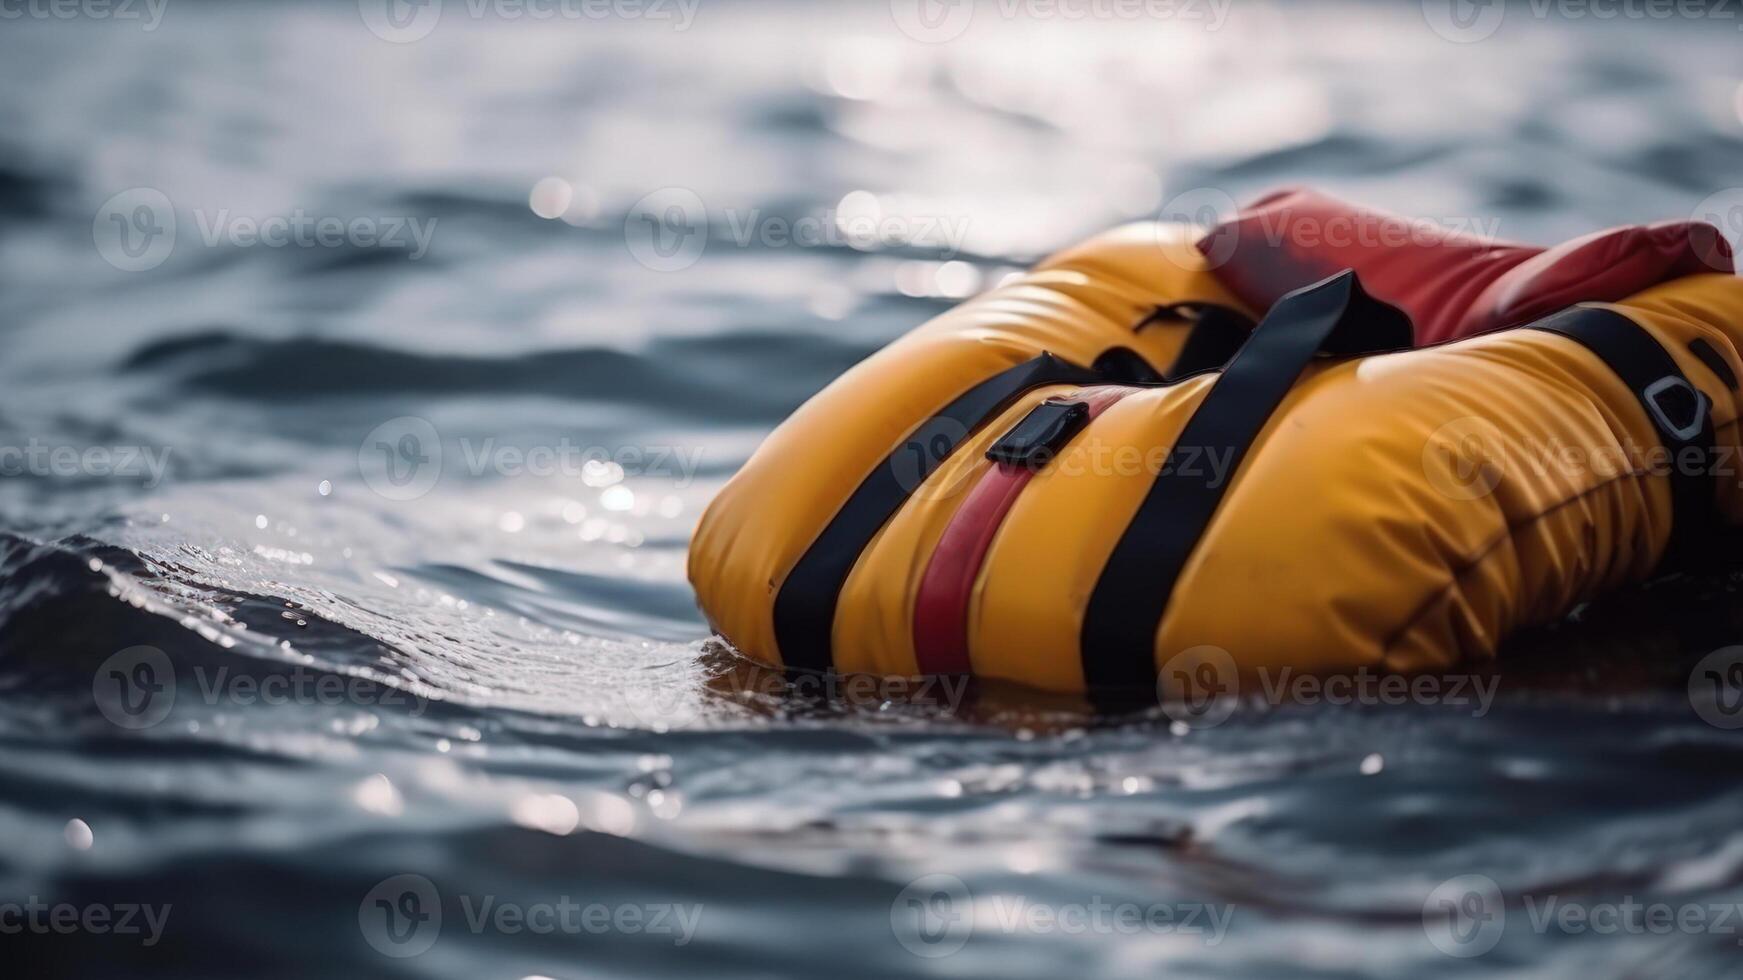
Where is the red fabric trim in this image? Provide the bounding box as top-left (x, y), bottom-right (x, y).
top-left (912, 388), bottom-right (1131, 675)
top-left (1198, 188), bottom-right (1733, 346)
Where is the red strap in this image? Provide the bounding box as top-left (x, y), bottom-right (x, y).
top-left (912, 388), bottom-right (1130, 675)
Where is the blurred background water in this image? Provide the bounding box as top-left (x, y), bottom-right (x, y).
top-left (3, 1), bottom-right (1743, 977)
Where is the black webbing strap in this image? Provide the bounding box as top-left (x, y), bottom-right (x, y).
top-left (773, 352), bottom-right (1099, 672)
top-left (1080, 270), bottom-right (1413, 690)
top-left (1163, 305), bottom-right (1255, 380)
top-left (1530, 306), bottom-right (1720, 570)
top-left (1135, 302), bottom-right (1258, 380)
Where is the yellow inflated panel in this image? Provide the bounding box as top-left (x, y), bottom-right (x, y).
top-left (693, 212), bottom-right (1743, 693)
top-left (1151, 277), bottom-right (1743, 683)
top-left (1605, 276), bottom-right (1743, 523)
top-left (1152, 329), bottom-right (1666, 679)
top-left (971, 378), bottom-right (1213, 692)
top-left (688, 222), bottom-right (1240, 669)
top-left (833, 384), bottom-right (1085, 680)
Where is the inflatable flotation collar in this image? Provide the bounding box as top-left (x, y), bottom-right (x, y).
top-left (689, 190), bottom-right (1741, 695)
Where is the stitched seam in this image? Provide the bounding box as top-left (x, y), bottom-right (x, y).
top-left (1377, 468), bottom-right (1652, 656)
top-left (1381, 414), bottom-right (1741, 656)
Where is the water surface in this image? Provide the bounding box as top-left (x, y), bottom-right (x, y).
top-left (2, 3), bottom-right (1743, 977)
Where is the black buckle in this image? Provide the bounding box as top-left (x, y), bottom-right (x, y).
top-left (1642, 376), bottom-right (1708, 443)
top-left (986, 398), bottom-right (1089, 469)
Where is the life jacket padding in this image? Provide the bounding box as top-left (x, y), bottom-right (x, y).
top-left (972, 275), bottom-right (1743, 690)
top-left (686, 223), bottom-right (1246, 675)
top-left (1199, 187), bottom-right (1732, 344)
top-left (690, 211), bottom-right (1743, 695)
top-left (1145, 299), bottom-right (1673, 679)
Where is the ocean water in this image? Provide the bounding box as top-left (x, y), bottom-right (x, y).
top-left (3, 2), bottom-right (1743, 977)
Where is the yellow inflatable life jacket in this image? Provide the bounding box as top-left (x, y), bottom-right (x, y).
top-left (689, 191), bottom-right (1743, 696)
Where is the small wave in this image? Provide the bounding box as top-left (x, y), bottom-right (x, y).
top-left (118, 330), bottom-right (875, 419)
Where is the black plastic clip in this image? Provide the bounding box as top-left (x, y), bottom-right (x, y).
top-left (986, 399), bottom-right (1090, 469)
